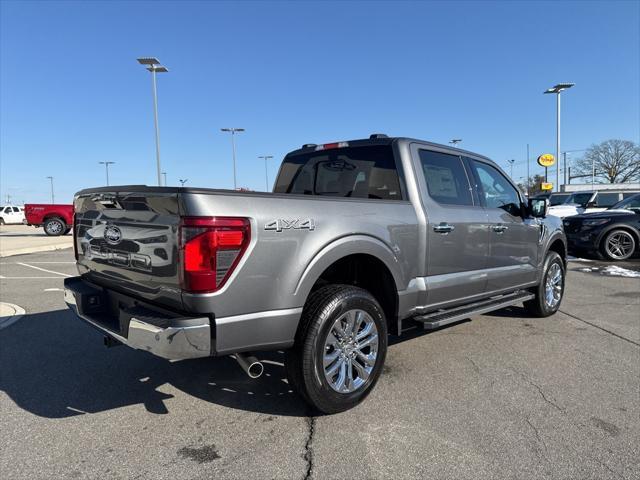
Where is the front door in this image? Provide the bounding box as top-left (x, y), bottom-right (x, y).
top-left (413, 146), bottom-right (490, 307)
top-left (468, 159), bottom-right (539, 292)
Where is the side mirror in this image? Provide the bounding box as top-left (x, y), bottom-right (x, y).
top-left (528, 198), bottom-right (549, 218)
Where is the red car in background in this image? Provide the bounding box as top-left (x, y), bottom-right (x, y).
top-left (24, 204), bottom-right (74, 236)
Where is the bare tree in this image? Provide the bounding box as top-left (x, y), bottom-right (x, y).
top-left (574, 139), bottom-right (640, 183)
top-left (517, 174), bottom-right (547, 196)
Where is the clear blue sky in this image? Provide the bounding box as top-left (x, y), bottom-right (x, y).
top-left (1, 0), bottom-right (638, 204)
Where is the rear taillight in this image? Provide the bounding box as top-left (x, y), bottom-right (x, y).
top-left (180, 217), bottom-right (251, 293)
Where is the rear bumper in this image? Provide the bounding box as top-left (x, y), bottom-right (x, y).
top-left (64, 276), bottom-right (211, 360)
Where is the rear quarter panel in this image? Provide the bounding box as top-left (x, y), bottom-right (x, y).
top-left (25, 204), bottom-right (74, 225)
top-left (180, 192), bottom-right (419, 318)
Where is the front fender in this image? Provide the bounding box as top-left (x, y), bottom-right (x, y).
top-left (293, 234), bottom-right (404, 304)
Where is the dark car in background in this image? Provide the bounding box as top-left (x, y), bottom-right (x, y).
top-left (563, 194), bottom-right (640, 260)
top-left (533, 192), bottom-right (571, 206)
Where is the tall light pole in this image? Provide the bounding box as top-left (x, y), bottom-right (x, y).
top-left (258, 155), bottom-right (274, 191)
top-left (162, 172), bottom-right (167, 186)
top-left (544, 83), bottom-right (574, 192)
top-left (137, 57), bottom-right (169, 186)
top-left (46, 176), bottom-right (54, 204)
top-left (221, 128), bottom-right (245, 189)
top-left (449, 139), bottom-right (462, 147)
top-left (99, 161), bottom-right (115, 186)
top-left (179, 178), bottom-right (188, 187)
top-left (526, 144), bottom-right (530, 197)
top-left (507, 159), bottom-right (515, 179)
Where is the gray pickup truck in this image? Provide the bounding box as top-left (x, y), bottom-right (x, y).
top-left (64, 135), bottom-right (566, 413)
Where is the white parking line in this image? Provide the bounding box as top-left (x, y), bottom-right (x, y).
top-left (44, 288), bottom-right (64, 292)
top-left (15, 263), bottom-right (72, 277)
top-left (0, 276), bottom-right (68, 279)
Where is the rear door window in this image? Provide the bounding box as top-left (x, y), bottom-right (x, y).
top-left (274, 145), bottom-right (403, 200)
top-left (596, 193), bottom-right (620, 207)
top-left (418, 150), bottom-right (473, 206)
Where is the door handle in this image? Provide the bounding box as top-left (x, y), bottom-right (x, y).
top-left (492, 224), bottom-right (508, 234)
top-left (433, 223), bottom-right (455, 234)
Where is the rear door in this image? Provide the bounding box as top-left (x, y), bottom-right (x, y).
top-left (467, 159), bottom-right (539, 292)
top-left (411, 145), bottom-right (489, 307)
top-left (74, 190), bottom-right (183, 310)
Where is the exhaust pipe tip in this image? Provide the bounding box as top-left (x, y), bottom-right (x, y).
top-left (235, 353), bottom-right (264, 379)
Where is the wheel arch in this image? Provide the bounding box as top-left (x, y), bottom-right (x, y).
top-left (294, 235), bottom-right (403, 334)
top-left (597, 224), bottom-right (640, 257)
top-left (42, 213), bottom-right (66, 224)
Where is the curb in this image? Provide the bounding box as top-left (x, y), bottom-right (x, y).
top-left (0, 302), bottom-right (26, 330)
top-left (0, 244), bottom-right (73, 258)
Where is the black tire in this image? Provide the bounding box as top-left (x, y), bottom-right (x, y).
top-left (43, 217), bottom-right (65, 236)
top-left (63, 227), bottom-right (72, 235)
top-left (524, 251), bottom-right (565, 317)
top-left (600, 229), bottom-right (636, 261)
top-left (0, 218), bottom-right (4, 225)
top-left (285, 284), bottom-right (388, 414)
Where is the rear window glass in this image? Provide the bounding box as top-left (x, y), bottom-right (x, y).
top-left (274, 145), bottom-right (402, 200)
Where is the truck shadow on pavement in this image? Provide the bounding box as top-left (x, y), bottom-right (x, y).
top-left (0, 309), bottom-right (308, 418)
top-left (0, 307), bottom-right (534, 419)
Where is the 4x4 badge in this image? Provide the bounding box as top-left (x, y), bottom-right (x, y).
top-left (265, 218), bottom-right (316, 232)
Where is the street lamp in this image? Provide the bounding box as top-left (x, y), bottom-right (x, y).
top-left (507, 159), bottom-right (515, 179)
top-left (258, 155), bottom-right (274, 191)
top-left (544, 82), bottom-right (574, 192)
top-left (46, 176), bottom-right (54, 204)
top-left (449, 139), bottom-right (462, 147)
top-left (179, 178), bottom-right (188, 187)
top-left (162, 171), bottom-right (167, 186)
top-left (99, 161), bottom-right (115, 186)
top-left (221, 128), bottom-right (245, 189)
top-left (137, 57), bottom-right (169, 186)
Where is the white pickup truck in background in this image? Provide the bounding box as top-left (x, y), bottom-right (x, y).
top-left (548, 190), bottom-right (640, 218)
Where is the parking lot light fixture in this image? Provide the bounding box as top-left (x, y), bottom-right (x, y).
top-left (449, 139), bottom-right (462, 147)
top-left (46, 176), bottom-right (54, 204)
top-left (544, 83), bottom-right (574, 192)
top-left (221, 128), bottom-right (245, 190)
top-left (137, 57), bottom-right (169, 186)
top-left (507, 159), bottom-right (515, 179)
top-left (258, 155), bottom-right (274, 191)
top-left (98, 161), bottom-right (115, 186)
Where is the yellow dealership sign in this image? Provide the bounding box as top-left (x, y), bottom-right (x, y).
top-left (541, 182), bottom-right (553, 191)
top-left (537, 154), bottom-right (555, 167)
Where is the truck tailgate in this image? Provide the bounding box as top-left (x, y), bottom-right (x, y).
top-left (74, 190), bottom-right (183, 310)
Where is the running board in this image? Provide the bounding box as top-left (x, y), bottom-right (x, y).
top-left (413, 291), bottom-right (535, 330)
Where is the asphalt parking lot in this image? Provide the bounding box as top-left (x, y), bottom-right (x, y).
top-left (1, 249), bottom-right (639, 479)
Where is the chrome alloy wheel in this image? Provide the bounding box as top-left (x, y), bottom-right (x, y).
top-left (605, 231), bottom-right (635, 260)
top-left (46, 220), bottom-right (63, 235)
top-left (544, 262), bottom-right (563, 309)
top-left (323, 309), bottom-right (379, 393)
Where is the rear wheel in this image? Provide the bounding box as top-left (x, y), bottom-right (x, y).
top-left (0, 218), bottom-right (4, 225)
top-left (601, 229), bottom-right (636, 261)
top-left (43, 217), bottom-right (65, 236)
top-left (524, 251), bottom-right (565, 317)
top-left (285, 285), bottom-right (387, 414)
